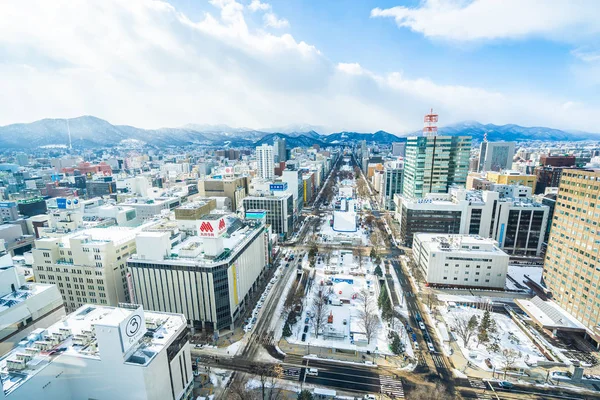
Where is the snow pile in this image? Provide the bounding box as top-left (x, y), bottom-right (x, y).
top-left (440, 306), bottom-right (546, 371)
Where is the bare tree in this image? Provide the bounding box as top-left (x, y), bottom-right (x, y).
top-left (452, 315), bottom-right (478, 349)
top-left (357, 288), bottom-right (379, 344)
top-left (251, 363), bottom-right (284, 400)
top-left (500, 349), bottom-right (522, 379)
top-left (410, 383), bottom-right (451, 400)
top-left (311, 288), bottom-right (330, 338)
top-left (229, 374), bottom-right (260, 400)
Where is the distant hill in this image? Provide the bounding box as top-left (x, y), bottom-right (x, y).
top-left (409, 121), bottom-right (600, 142)
top-left (0, 116), bottom-right (597, 149)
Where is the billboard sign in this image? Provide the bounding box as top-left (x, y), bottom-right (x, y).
top-left (270, 183), bottom-right (288, 191)
top-left (119, 306), bottom-right (147, 353)
top-left (198, 217), bottom-right (227, 238)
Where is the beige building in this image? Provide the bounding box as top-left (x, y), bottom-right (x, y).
top-left (544, 169), bottom-right (600, 342)
top-left (198, 176), bottom-right (248, 211)
top-left (32, 227), bottom-right (141, 312)
top-left (486, 170), bottom-right (537, 194)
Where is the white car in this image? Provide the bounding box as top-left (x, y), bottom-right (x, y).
top-left (419, 322), bottom-right (426, 330)
top-left (306, 368), bottom-right (318, 376)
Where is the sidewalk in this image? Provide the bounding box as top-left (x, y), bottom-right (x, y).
top-left (278, 338), bottom-right (412, 369)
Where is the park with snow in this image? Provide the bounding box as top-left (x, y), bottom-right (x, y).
top-left (440, 305), bottom-right (547, 374)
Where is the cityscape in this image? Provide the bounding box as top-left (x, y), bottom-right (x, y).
top-left (1, 1), bottom-right (600, 400)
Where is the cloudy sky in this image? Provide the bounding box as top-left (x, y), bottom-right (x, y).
top-left (0, 0), bottom-right (599, 133)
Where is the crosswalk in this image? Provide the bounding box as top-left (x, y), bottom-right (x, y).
top-left (283, 354), bottom-right (305, 365)
top-left (379, 375), bottom-right (404, 398)
top-left (468, 378), bottom-right (486, 389)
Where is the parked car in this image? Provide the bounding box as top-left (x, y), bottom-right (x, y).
top-left (303, 325), bottom-right (309, 333)
top-left (498, 381), bottom-right (514, 389)
top-left (306, 368), bottom-right (319, 376)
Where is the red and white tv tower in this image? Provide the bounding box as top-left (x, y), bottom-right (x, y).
top-left (423, 108), bottom-right (438, 137)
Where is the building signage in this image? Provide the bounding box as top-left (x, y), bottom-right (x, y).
top-left (198, 217), bottom-right (227, 238)
top-left (119, 306), bottom-right (147, 353)
top-left (245, 211), bottom-right (267, 220)
top-left (270, 183), bottom-right (288, 191)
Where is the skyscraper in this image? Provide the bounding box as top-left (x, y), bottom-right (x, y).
top-left (381, 161), bottom-right (404, 210)
top-left (402, 135), bottom-right (471, 199)
top-left (478, 141), bottom-right (515, 172)
top-left (256, 144), bottom-right (274, 180)
top-left (543, 169), bottom-right (600, 339)
top-left (402, 110), bottom-right (471, 199)
top-left (277, 138), bottom-right (287, 162)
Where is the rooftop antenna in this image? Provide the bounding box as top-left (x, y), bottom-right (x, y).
top-left (483, 131), bottom-right (488, 143)
top-left (423, 108), bottom-right (438, 137)
top-left (66, 118), bottom-right (72, 150)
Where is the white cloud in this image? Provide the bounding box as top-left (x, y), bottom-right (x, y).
top-left (248, 0), bottom-right (270, 12)
top-left (0, 0), bottom-right (598, 133)
top-left (263, 12), bottom-right (289, 29)
top-left (371, 0), bottom-right (600, 42)
top-left (572, 47), bottom-right (600, 63)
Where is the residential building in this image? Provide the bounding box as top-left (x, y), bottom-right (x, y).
top-left (256, 144), bottom-right (275, 180)
top-left (413, 234), bottom-right (509, 289)
top-left (32, 226), bottom-right (141, 312)
top-left (402, 135), bottom-right (471, 199)
top-left (478, 141), bottom-right (515, 172)
top-left (543, 169), bottom-right (600, 341)
top-left (0, 202), bottom-right (18, 222)
top-left (243, 194), bottom-right (294, 239)
top-left (486, 170), bottom-right (537, 194)
top-left (128, 216), bottom-right (268, 332)
top-left (0, 304), bottom-right (192, 400)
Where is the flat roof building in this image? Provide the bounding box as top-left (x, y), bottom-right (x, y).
top-left (128, 216), bottom-right (268, 332)
top-left (413, 234), bottom-right (509, 289)
top-left (0, 304), bottom-right (192, 400)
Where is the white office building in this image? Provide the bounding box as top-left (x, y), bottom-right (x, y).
top-left (0, 304), bottom-right (192, 400)
top-left (0, 260), bottom-right (65, 356)
top-left (256, 144), bottom-right (274, 180)
top-left (32, 226), bottom-right (144, 312)
top-left (413, 234), bottom-right (509, 289)
top-left (128, 215), bottom-right (268, 332)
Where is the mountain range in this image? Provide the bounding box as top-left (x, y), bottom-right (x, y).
top-left (0, 116), bottom-right (597, 149)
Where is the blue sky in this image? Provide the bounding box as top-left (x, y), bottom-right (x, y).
top-left (0, 0), bottom-right (599, 133)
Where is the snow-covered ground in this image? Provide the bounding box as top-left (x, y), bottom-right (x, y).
top-left (440, 306), bottom-right (546, 371)
top-left (317, 215), bottom-right (370, 245)
top-left (506, 265), bottom-right (543, 290)
top-left (286, 253), bottom-right (411, 356)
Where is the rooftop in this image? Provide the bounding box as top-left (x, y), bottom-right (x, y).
top-left (0, 305), bottom-right (186, 396)
top-left (416, 234), bottom-right (505, 254)
top-left (0, 282), bottom-right (54, 314)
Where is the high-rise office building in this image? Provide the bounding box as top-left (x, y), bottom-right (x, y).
top-left (381, 161), bottom-right (404, 210)
top-left (543, 169), bottom-right (600, 338)
top-left (478, 141), bottom-right (515, 172)
top-left (392, 142), bottom-right (406, 157)
top-left (402, 136), bottom-right (471, 199)
top-left (276, 138), bottom-right (287, 162)
top-left (256, 144), bottom-right (274, 180)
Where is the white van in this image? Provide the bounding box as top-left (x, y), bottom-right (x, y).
top-left (306, 368), bottom-right (319, 376)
